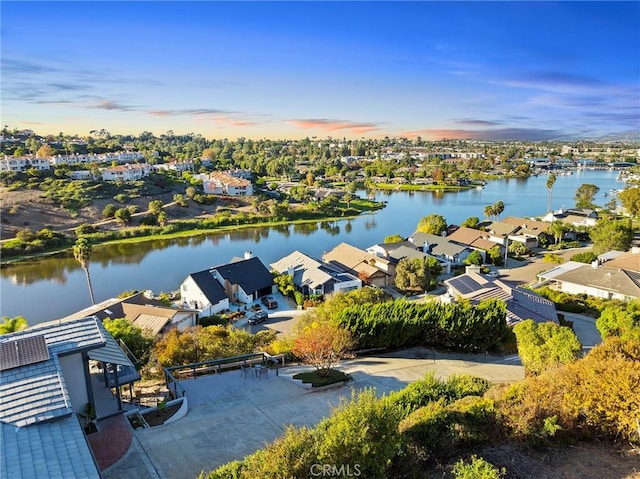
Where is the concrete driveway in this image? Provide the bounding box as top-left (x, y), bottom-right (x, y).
top-left (103, 348), bottom-right (524, 479)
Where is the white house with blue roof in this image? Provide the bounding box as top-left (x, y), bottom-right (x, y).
top-left (0, 316), bottom-right (140, 479)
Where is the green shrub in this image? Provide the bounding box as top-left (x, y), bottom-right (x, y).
top-left (102, 203), bottom-right (117, 218)
top-left (452, 455), bottom-right (506, 479)
top-left (75, 224), bottom-right (97, 236)
top-left (570, 251), bottom-right (598, 264)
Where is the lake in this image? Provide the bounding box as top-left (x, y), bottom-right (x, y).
top-left (0, 169), bottom-right (624, 324)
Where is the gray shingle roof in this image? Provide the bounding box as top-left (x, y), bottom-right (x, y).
top-left (553, 264), bottom-right (640, 298)
top-left (214, 256), bottom-right (274, 295)
top-left (271, 250), bottom-right (357, 291)
top-left (189, 270), bottom-right (229, 304)
top-left (410, 233), bottom-right (468, 258)
top-left (0, 317), bottom-right (118, 479)
top-left (0, 416), bottom-right (100, 479)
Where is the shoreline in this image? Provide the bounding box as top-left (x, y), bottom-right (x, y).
top-left (0, 211), bottom-right (374, 267)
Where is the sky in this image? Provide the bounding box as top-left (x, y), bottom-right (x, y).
top-left (2, 1), bottom-right (639, 141)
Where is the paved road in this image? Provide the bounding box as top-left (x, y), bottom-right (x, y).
top-left (103, 348), bottom-right (524, 479)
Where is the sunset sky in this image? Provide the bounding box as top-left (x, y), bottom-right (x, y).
top-left (2, 1), bottom-right (639, 141)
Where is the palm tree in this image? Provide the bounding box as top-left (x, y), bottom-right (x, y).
top-left (0, 316), bottom-right (28, 335)
top-left (546, 173), bottom-right (557, 212)
top-left (73, 238), bottom-right (96, 305)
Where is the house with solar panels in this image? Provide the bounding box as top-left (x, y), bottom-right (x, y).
top-left (0, 316), bottom-right (140, 478)
top-left (443, 271), bottom-right (559, 326)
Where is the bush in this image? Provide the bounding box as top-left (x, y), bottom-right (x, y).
top-left (198, 315), bottom-right (229, 327)
top-left (102, 203), bottom-right (117, 218)
top-left (452, 456), bottom-right (506, 479)
top-left (75, 224), bottom-right (97, 236)
top-left (336, 299), bottom-right (506, 353)
top-left (138, 214), bottom-right (158, 226)
top-left (114, 193), bottom-right (129, 203)
top-left (570, 251), bottom-right (598, 264)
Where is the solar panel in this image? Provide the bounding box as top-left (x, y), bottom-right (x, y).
top-left (0, 341), bottom-right (20, 371)
top-left (0, 335), bottom-right (50, 372)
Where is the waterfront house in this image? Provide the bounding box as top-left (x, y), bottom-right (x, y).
top-left (445, 226), bottom-right (500, 260)
top-left (322, 242), bottom-right (394, 286)
top-left (0, 316), bottom-right (140, 479)
top-left (181, 252), bottom-right (275, 314)
top-left (501, 216), bottom-right (552, 248)
top-left (541, 208), bottom-right (598, 227)
top-left (271, 250), bottom-right (362, 296)
top-left (443, 272), bottom-right (559, 325)
top-left (180, 271), bottom-right (230, 317)
top-left (407, 233), bottom-right (474, 268)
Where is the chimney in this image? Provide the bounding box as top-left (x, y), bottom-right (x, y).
top-left (244, 251), bottom-right (253, 260)
top-left (287, 265), bottom-right (295, 276)
top-left (591, 260), bottom-right (599, 269)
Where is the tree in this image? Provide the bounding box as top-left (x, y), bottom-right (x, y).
top-left (487, 245), bottom-right (503, 266)
top-left (589, 218), bottom-right (633, 254)
top-left (73, 238), bottom-right (95, 305)
top-left (461, 216), bottom-right (479, 229)
top-left (574, 184), bottom-right (600, 209)
top-left (416, 214), bottom-right (447, 235)
top-left (0, 316), bottom-right (28, 335)
top-left (157, 211), bottom-right (169, 226)
top-left (384, 234), bottom-right (404, 243)
top-left (548, 220), bottom-right (568, 245)
top-left (508, 241), bottom-right (529, 257)
top-left (546, 173), bottom-right (556, 212)
top-left (483, 204), bottom-right (495, 220)
top-left (513, 320), bottom-right (582, 375)
top-left (618, 187), bottom-right (640, 217)
top-left (36, 144), bottom-right (52, 158)
top-left (596, 300), bottom-right (640, 342)
top-left (292, 321), bottom-right (354, 376)
top-left (173, 193), bottom-right (187, 207)
top-left (148, 199), bottom-right (164, 215)
top-left (493, 200), bottom-right (505, 219)
top-left (342, 192), bottom-right (353, 209)
top-left (463, 250), bottom-right (484, 266)
top-left (103, 318), bottom-right (154, 367)
top-left (114, 207), bottom-right (131, 225)
top-left (185, 186), bottom-right (196, 199)
top-left (395, 257), bottom-right (430, 292)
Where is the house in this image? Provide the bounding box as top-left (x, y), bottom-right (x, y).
top-left (443, 272), bottom-right (559, 325)
top-left (322, 242), bottom-right (394, 286)
top-left (271, 250), bottom-right (362, 296)
top-left (200, 171), bottom-right (253, 196)
top-left (408, 233), bottom-right (474, 268)
top-left (101, 163), bottom-right (151, 182)
top-left (445, 226), bottom-right (500, 260)
top-left (0, 156), bottom-right (51, 171)
top-left (541, 208), bottom-right (598, 227)
top-left (0, 316), bottom-right (141, 479)
top-left (211, 253), bottom-right (275, 303)
top-left (537, 254), bottom-right (640, 301)
top-left (60, 291), bottom-right (198, 335)
top-left (477, 221), bottom-right (521, 247)
top-left (501, 216), bottom-right (552, 248)
top-left (180, 270), bottom-right (230, 317)
top-left (180, 252), bottom-right (275, 313)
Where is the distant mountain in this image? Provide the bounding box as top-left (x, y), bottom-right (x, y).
top-left (588, 130), bottom-right (640, 142)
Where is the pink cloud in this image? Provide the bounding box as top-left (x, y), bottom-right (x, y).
top-left (289, 118), bottom-right (380, 134)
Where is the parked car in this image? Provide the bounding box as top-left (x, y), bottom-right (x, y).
top-left (261, 296), bottom-right (278, 309)
top-left (247, 310), bottom-right (268, 325)
top-left (486, 270), bottom-right (500, 277)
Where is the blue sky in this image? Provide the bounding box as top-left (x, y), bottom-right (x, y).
top-left (2, 1), bottom-right (639, 141)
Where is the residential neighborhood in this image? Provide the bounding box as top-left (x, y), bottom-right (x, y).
top-left (1, 1), bottom-right (639, 476)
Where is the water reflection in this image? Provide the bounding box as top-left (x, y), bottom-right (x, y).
top-left (293, 222), bottom-right (320, 235)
